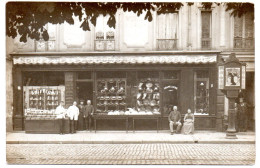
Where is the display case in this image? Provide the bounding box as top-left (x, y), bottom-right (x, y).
top-left (23, 86), bottom-right (65, 119)
top-left (136, 78), bottom-right (161, 115)
top-left (96, 79), bottom-right (127, 114)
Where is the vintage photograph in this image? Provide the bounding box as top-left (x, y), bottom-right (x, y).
top-left (5, 1), bottom-right (255, 166)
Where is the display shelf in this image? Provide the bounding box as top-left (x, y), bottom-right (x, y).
top-left (96, 79), bottom-right (127, 113)
top-left (136, 78), bottom-right (161, 114)
top-left (24, 86), bottom-right (65, 112)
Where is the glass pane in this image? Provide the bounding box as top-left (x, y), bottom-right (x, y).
top-left (163, 71), bottom-right (179, 79)
top-left (194, 71), bottom-right (209, 114)
top-left (201, 11), bottom-right (211, 38)
top-left (97, 71), bottom-right (126, 78)
top-left (137, 71), bottom-right (159, 79)
top-left (77, 72), bottom-right (91, 79)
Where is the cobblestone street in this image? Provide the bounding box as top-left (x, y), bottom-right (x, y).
top-left (6, 144), bottom-right (255, 165)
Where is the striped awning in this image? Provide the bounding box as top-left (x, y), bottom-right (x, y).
top-left (13, 55), bottom-right (217, 65)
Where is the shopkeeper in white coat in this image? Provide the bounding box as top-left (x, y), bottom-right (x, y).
top-left (66, 101), bottom-right (79, 134)
top-left (55, 101), bottom-right (66, 135)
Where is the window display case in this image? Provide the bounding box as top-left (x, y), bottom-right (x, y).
top-left (136, 78), bottom-right (160, 115)
top-left (96, 79), bottom-right (127, 114)
top-left (23, 86), bottom-right (65, 119)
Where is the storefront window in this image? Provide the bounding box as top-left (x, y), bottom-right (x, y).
top-left (23, 72), bottom-right (65, 116)
top-left (194, 70), bottom-right (209, 114)
top-left (96, 71), bottom-right (127, 113)
top-left (136, 71), bottom-right (160, 114)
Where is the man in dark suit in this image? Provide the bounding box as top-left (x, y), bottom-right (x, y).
top-left (84, 100), bottom-right (94, 131)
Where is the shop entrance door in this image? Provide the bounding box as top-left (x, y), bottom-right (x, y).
top-left (162, 81), bottom-right (179, 116)
top-left (76, 82), bottom-right (93, 103)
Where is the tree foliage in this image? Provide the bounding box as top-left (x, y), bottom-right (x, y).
top-left (6, 2), bottom-right (254, 42)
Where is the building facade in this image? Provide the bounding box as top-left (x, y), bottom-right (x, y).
top-left (6, 3), bottom-right (255, 132)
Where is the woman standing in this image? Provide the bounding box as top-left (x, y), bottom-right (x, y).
top-left (181, 109), bottom-right (195, 135)
top-left (77, 100), bottom-right (85, 131)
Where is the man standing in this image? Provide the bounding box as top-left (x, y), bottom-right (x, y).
top-left (168, 106), bottom-right (182, 135)
top-left (66, 101), bottom-right (79, 134)
top-left (55, 101), bottom-right (66, 135)
top-left (84, 100), bottom-right (94, 131)
top-left (78, 100), bottom-right (85, 131)
top-left (237, 98), bottom-right (248, 132)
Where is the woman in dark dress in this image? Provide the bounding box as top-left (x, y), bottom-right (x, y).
top-left (77, 100), bottom-right (85, 131)
top-left (181, 109), bottom-right (195, 134)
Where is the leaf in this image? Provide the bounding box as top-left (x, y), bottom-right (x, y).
top-left (80, 19), bottom-right (90, 31)
top-left (144, 10), bottom-right (153, 22)
top-left (20, 33), bottom-right (27, 43)
top-left (42, 29), bottom-right (49, 41)
top-left (107, 15), bottom-right (116, 28)
top-left (90, 14), bottom-right (97, 27)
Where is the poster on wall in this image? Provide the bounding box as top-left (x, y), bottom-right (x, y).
top-left (225, 68), bottom-right (241, 87)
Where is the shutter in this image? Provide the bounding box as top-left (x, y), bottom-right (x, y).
top-left (201, 11), bottom-right (211, 38)
top-left (244, 13), bottom-right (254, 38)
top-left (234, 16), bottom-right (243, 38)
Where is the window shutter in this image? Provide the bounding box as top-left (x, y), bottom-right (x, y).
top-left (244, 13), bottom-right (254, 38)
top-left (234, 16), bottom-right (243, 38)
top-left (201, 11), bottom-right (211, 38)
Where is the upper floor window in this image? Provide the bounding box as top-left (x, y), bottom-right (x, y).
top-left (234, 13), bottom-right (254, 50)
top-left (157, 13), bottom-right (178, 50)
top-left (201, 11), bottom-right (212, 49)
top-left (35, 23), bottom-right (56, 52)
top-left (95, 15), bottom-right (115, 51)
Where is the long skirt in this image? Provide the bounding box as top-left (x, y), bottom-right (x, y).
top-left (181, 119), bottom-right (194, 134)
top-left (77, 113), bottom-right (84, 130)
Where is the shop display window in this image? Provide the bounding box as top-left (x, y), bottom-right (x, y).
top-left (136, 78), bottom-right (160, 115)
top-left (96, 79), bottom-right (127, 114)
top-left (194, 70), bottom-right (209, 115)
top-left (96, 71), bottom-right (127, 114)
top-left (23, 86), bottom-right (65, 120)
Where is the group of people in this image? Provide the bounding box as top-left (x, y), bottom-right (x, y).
top-left (55, 100), bottom-right (94, 134)
top-left (168, 106), bottom-right (195, 135)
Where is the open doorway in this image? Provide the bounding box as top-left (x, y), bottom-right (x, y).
top-left (76, 82), bottom-right (93, 103)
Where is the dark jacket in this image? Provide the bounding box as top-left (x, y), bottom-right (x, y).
top-left (168, 110), bottom-right (181, 122)
top-left (84, 105), bottom-right (94, 117)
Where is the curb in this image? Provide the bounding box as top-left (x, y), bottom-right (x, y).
top-left (6, 140), bottom-right (255, 144)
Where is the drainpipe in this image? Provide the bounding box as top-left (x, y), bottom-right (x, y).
top-left (187, 4), bottom-right (192, 50)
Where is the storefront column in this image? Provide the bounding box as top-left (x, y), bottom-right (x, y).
top-left (65, 72), bottom-right (76, 108)
top-left (13, 67), bottom-right (23, 130)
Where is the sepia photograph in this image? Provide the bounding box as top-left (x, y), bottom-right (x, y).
top-left (4, 0), bottom-right (256, 166)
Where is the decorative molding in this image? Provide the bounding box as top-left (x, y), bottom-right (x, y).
top-left (13, 55), bottom-right (217, 65)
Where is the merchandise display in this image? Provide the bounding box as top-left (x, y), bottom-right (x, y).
top-left (24, 86), bottom-right (65, 110)
top-left (24, 108), bottom-right (59, 120)
top-left (96, 79), bottom-right (127, 113)
top-left (136, 78), bottom-right (161, 114)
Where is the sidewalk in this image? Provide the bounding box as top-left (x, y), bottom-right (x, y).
top-left (6, 131), bottom-right (255, 144)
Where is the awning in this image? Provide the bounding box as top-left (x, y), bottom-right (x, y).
top-left (13, 55), bottom-right (217, 65)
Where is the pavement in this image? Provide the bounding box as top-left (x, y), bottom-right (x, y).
top-left (6, 130), bottom-right (255, 144)
top-left (6, 144), bottom-right (256, 165)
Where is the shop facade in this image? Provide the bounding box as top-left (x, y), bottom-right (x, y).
top-left (11, 52), bottom-right (222, 132)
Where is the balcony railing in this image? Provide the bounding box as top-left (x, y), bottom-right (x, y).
top-left (157, 39), bottom-right (178, 50)
top-left (234, 37), bottom-right (254, 50)
top-left (95, 40), bottom-right (115, 51)
top-left (201, 38), bottom-right (211, 50)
